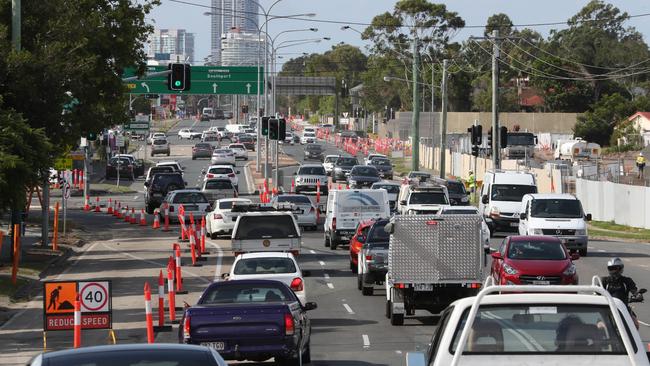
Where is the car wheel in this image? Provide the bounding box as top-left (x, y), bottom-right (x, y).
top-left (357, 274), bottom-right (363, 290)
top-left (324, 234), bottom-right (330, 247)
top-left (302, 342), bottom-right (311, 364)
top-left (390, 311), bottom-right (404, 326)
top-left (330, 236), bottom-right (337, 250)
top-left (362, 286), bottom-right (374, 296)
top-left (351, 261), bottom-right (357, 273)
top-left (579, 249), bottom-right (587, 257)
top-left (192, 156), bottom-right (196, 160)
top-left (385, 300), bottom-right (391, 319)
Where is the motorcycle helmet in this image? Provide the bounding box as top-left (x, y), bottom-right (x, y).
top-left (607, 257), bottom-right (624, 278)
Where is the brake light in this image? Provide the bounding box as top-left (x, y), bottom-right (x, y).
top-left (290, 277), bottom-right (303, 291)
top-left (365, 255), bottom-right (373, 261)
top-left (332, 217), bottom-right (336, 231)
top-left (207, 174), bottom-right (214, 178)
top-left (228, 173), bottom-right (235, 178)
top-left (183, 314), bottom-right (191, 340)
top-left (169, 206), bottom-right (174, 212)
top-left (395, 283), bottom-right (405, 289)
top-left (290, 250), bottom-right (300, 257)
top-left (284, 313), bottom-right (295, 335)
top-left (213, 213), bottom-right (223, 220)
top-left (469, 283), bottom-right (482, 289)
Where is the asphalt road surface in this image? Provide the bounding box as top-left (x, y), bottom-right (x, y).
top-left (1, 129), bottom-right (650, 365)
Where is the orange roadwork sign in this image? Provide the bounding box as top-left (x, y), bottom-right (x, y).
top-left (44, 282), bottom-right (77, 314)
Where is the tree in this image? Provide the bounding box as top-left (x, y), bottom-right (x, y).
top-left (574, 93), bottom-right (638, 145)
top-left (484, 13), bottom-right (514, 37)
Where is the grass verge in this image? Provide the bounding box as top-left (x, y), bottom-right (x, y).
top-left (589, 221), bottom-right (650, 241)
top-left (91, 183), bottom-right (137, 194)
top-left (391, 157), bottom-right (412, 176)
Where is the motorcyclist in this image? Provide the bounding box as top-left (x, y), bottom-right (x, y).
top-left (601, 257), bottom-right (643, 328)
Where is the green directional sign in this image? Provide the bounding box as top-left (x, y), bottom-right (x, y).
top-left (123, 66), bottom-right (263, 95)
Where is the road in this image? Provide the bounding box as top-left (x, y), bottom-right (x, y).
top-left (1, 128), bottom-right (650, 365)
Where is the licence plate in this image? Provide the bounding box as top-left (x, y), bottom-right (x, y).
top-left (510, 222), bottom-right (519, 227)
top-left (414, 283), bottom-right (433, 291)
top-left (532, 280), bottom-right (550, 285)
top-left (201, 342), bottom-right (225, 351)
top-left (185, 205), bottom-right (198, 211)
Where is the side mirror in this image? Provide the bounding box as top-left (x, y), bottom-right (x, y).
top-left (302, 270), bottom-right (311, 277)
top-left (221, 273), bottom-right (230, 279)
top-left (481, 195), bottom-right (489, 204)
top-left (303, 302), bottom-right (318, 311)
top-left (357, 235), bottom-right (366, 243)
top-left (345, 172), bottom-right (350, 176)
top-left (384, 222), bottom-right (394, 234)
top-left (144, 182), bottom-right (150, 187)
top-left (400, 200), bottom-right (407, 205)
top-left (519, 212), bottom-right (527, 220)
top-left (570, 252), bottom-right (580, 261)
top-left (491, 252), bottom-right (503, 260)
top-left (585, 213), bottom-right (592, 221)
top-left (405, 352), bottom-right (426, 366)
top-left (639, 288), bottom-right (647, 294)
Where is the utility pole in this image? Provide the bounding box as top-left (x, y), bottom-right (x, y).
top-left (439, 59), bottom-right (449, 179)
top-left (11, 0), bottom-right (20, 51)
top-left (491, 29), bottom-right (501, 169)
top-left (411, 38), bottom-right (420, 171)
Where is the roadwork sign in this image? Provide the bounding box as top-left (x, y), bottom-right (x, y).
top-left (43, 280), bottom-right (113, 331)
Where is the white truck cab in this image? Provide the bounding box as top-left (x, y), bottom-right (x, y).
top-left (397, 182), bottom-right (450, 215)
top-left (518, 193), bottom-right (592, 256)
top-left (478, 170), bottom-right (537, 234)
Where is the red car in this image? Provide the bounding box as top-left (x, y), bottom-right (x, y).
top-left (349, 219), bottom-right (375, 273)
top-left (490, 235), bottom-right (579, 285)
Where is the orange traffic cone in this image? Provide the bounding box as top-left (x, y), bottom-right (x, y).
top-left (130, 208), bottom-right (136, 224)
top-left (140, 209), bottom-right (147, 226)
top-left (152, 210), bottom-right (161, 229)
top-left (84, 197), bottom-right (90, 212)
top-left (124, 207), bottom-right (131, 222)
top-left (94, 197), bottom-right (101, 212)
top-left (107, 198), bottom-right (113, 214)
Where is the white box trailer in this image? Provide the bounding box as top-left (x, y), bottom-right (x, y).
top-left (385, 214), bottom-right (485, 325)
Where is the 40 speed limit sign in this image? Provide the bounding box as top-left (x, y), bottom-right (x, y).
top-left (80, 281), bottom-right (111, 312)
top-left (43, 280), bottom-right (113, 331)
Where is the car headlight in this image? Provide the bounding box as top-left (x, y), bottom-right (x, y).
top-left (503, 263), bottom-right (518, 275)
top-left (489, 207), bottom-right (500, 216)
top-left (461, 196), bottom-right (469, 202)
top-left (563, 263), bottom-right (577, 276)
top-left (531, 228), bottom-right (544, 235)
top-left (349, 180), bottom-right (357, 185)
top-left (574, 229), bottom-right (586, 235)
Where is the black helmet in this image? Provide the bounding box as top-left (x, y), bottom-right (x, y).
top-left (607, 257), bottom-right (624, 278)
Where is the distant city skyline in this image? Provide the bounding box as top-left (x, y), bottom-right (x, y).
top-left (209, 0), bottom-right (259, 65)
top-left (147, 28), bottom-right (195, 63)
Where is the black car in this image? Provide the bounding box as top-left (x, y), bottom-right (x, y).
top-left (304, 144), bottom-right (324, 161)
top-left (238, 135), bottom-right (255, 151)
top-left (145, 172), bottom-right (186, 214)
top-left (333, 157), bottom-right (359, 182)
top-left (368, 157), bottom-right (394, 180)
top-left (105, 157), bottom-right (134, 180)
top-left (347, 165), bottom-right (381, 188)
top-left (192, 142), bottom-right (214, 160)
top-left (445, 179), bottom-right (470, 205)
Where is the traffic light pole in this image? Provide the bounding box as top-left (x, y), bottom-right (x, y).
top-left (439, 59), bottom-right (449, 179)
top-left (411, 38), bottom-right (420, 171)
top-left (473, 119), bottom-right (479, 204)
top-left (274, 123), bottom-right (279, 190)
top-left (491, 30), bottom-right (501, 170)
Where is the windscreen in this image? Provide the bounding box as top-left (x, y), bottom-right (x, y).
top-left (408, 172), bottom-right (431, 179)
top-left (218, 200), bottom-right (249, 210)
top-left (351, 166), bottom-right (379, 176)
top-left (447, 181), bottom-right (466, 194)
top-left (491, 184), bottom-right (537, 202)
top-left (153, 139), bottom-right (167, 145)
top-left (304, 133), bottom-right (315, 137)
top-left (200, 283), bottom-right (293, 304)
top-left (230, 144), bottom-right (245, 149)
top-left (233, 257), bottom-right (297, 275)
top-left (173, 192), bottom-right (208, 204)
top-left (305, 145), bottom-right (322, 151)
top-left (409, 192), bottom-right (448, 205)
top-left (234, 215), bottom-right (299, 239)
top-left (531, 199), bottom-right (583, 218)
top-left (109, 157), bottom-right (131, 166)
top-left (277, 195), bottom-right (311, 204)
top-left (205, 180), bottom-right (233, 190)
top-left (325, 156), bottom-right (339, 163)
top-left (373, 185), bottom-right (400, 194)
top-left (337, 157), bottom-right (358, 166)
top-left (298, 166), bottom-right (325, 175)
top-left (450, 305), bottom-right (626, 354)
top-left (371, 158), bottom-right (391, 166)
top-left (239, 136), bottom-right (252, 142)
top-left (208, 167), bottom-right (233, 175)
top-left (47, 350), bottom-right (215, 366)
top-left (215, 149), bottom-right (231, 154)
top-left (367, 222), bottom-right (390, 243)
top-left (442, 208), bottom-right (479, 215)
top-left (195, 143), bottom-right (211, 149)
top-left (507, 240), bottom-right (566, 260)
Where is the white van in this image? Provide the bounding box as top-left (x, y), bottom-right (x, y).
top-left (478, 170), bottom-right (537, 234)
top-left (225, 124), bottom-right (249, 134)
top-left (518, 193), bottom-right (591, 256)
top-left (324, 189), bottom-right (390, 250)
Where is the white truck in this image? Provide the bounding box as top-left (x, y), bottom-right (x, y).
top-left (231, 205), bottom-right (302, 256)
top-left (385, 214), bottom-right (485, 326)
top-left (554, 138), bottom-right (601, 162)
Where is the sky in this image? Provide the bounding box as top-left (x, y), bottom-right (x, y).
top-left (148, 0), bottom-right (650, 66)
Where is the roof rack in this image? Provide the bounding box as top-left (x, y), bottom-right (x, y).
top-left (230, 202), bottom-right (297, 213)
top-left (450, 275), bottom-right (638, 366)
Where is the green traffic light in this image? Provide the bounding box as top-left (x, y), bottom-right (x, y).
top-left (174, 80), bottom-right (181, 87)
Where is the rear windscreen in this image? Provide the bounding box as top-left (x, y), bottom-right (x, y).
top-left (205, 180), bottom-right (233, 190)
top-left (234, 215), bottom-right (299, 239)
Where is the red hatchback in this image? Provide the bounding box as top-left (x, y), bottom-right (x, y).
top-left (490, 235), bottom-right (579, 285)
top-left (349, 219), bottom-right (375, 273)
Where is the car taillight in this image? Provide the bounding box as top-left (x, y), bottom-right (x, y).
top-left (290, 277), bottom-right (303, 291)
top-left (284, 313), bottom-right (295, 335)
top-left (183, 314), bottom-right (191, 340)
top-left (365, 255), bottom-right (373, 261)
top-left (192, 147), bottom-right (196, 151)
top-left (207, 174), bottom-right (214, 178)
top-left (213, 213), bottom-right (223, 220)
top-left (228, 173), bottom-right (235, 177)
top-left (332, 217), bottom-right (336, 230)
top-left (169, 206), bottom-right (174, 212)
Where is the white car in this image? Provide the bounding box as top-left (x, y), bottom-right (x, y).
top-left (225, 252), bottom-right (307, 305)
top-left (201, 130), bottom-right (219, 142)
top-left (228, 144), bottom-right (248, 160)
top-left (211, 148), bottom-right (236, 166)
top-left (148, 132), bottom-right (167, 144)
top-left (156, 161), bottom-right (183, 175)
top-left (301, 132), bottom-right (316, 144)
top-left (202, 165), bottom-right (239, 190)
top-left (283, 132), bottom-right (295, 145)
top-left (323, 155), bottom-right (340, 176)
top-left (271, 194), bottom-right (318, 230)
top-left (365, 153), bottom-right (387, 165)
top-left (205, 198), bottom-right (252, 237)
top-left (177, 128), bottom-right (202, 140)
top-left (160, 190), bottom-right (211, 223)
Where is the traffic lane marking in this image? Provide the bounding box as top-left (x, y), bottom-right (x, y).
top-left (207, 239), bottom-right (225, 282)
top-left (362, 334), bottom-right (370, 348)
top-left (343, 303), bottom-right (355, 314)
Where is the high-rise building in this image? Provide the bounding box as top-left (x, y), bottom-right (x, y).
top-left (147, 28), bottom-right (195, 64)
top-left (220, 31), bottom-right (263, 66)
top-left (210, 0), bottom-right (259, 65)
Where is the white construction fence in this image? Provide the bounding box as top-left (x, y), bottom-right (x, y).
top-left (576, 178), bottom-right (650, 229)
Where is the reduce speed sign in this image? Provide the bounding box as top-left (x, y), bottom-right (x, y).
top-left (79, 281), bottom-right (110, 312)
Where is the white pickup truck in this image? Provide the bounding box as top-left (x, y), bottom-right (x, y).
top-left (231, 209), bottom-right (302, 256)
top-left (406, 277), bottom-right (650, 366)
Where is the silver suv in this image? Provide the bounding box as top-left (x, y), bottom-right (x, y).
top-left (294, 164), bottom-right (328, 195)
top-left (151, 138), bottom-right (170, 156)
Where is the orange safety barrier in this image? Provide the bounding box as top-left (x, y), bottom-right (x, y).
top-left (11, 224), bottom-right (20, 285)
top-left (144, 282), bottom-right (155, 343)
top-left (166, 258), bottom-right (176, 323)
top-left (73, 294), bottom-right (81, 348)
top-left (53, 202), bottom-right (59, 251)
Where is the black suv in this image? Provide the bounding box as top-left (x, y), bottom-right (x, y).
top-left (144, 172), bottom-right (186, 214)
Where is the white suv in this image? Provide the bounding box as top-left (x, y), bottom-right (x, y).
top-left (202, 165), bottom-right (239, 190)
top-left (294, 164), bottom-right (328, 195)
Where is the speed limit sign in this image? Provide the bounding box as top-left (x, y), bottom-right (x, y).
top-left (79, 281), bottom-right (111, 312)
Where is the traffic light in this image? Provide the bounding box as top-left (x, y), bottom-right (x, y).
top-left (468, 125), bottom-right (482, 145)
top-left (487, 128), bottom-right (493, 149)
top-left (269, 118), bottom-right (279, 140)
top-left (261, 116), bottom-right (270, 136)
top-left (278, 118), bottom-right (286, 141)
top-left (471, 145), bottom-right (479, 157)
top-left (168, 63), bottom-right (191, 91)
top-left (87, 132), bottom-right (97, 141)
top-left (500, 126), bottom-right (508, 148)
top-left (241, 105), bottom-right (249, 114)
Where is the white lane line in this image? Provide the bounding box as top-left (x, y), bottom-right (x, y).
top-left (133, 196), bottom-right (139, 200)
top-left (323, 273), bottom-right (330, 280)
top-left (310, 250), bottom-right (316, 254)
top-left (395, 350), bottom-right (402, 354)
top-left (597, 249), bottom-right (606, 252)
top-left (639, 320), bottom-right (650, 327)
top-left (640, 264), bottom-right (649, 268)
top-left (207, 239), bottom-right (224, 282)
top-left (319, 260), bottom-right (325, 266)
top-left (343, 303), bottom-right (355, 314)
top-left (327, 283), bottom-right (334, 289)
top-left (362, 334), bottom-right (370, 348)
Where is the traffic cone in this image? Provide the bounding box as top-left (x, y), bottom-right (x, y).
top-left (163, 206), bottom-right (170, 232)
top-left (94, 197), bottom-right (101, 212)
top-left (189, 233), bottom-right (200, 267)
top-left (107, 198), bottom-right (113, 214)
top-left (174, 245), bottom-right (188, 294)
top-left (73, 294), bottom-right (81, 348)
top-left (144, 282), bottom-right (154, 344)
top-left (140, 209), bottom-right (147, 226)
top-left (84, 197), bottom-right (90, 212)
top-left (167, 259), bottom-right (177, 323)
top-left (130, 208), bottom-right (137, 224)
top-left (338, 184), bottom-right (342, 190)
top-left (124, 207), bottom-right (131, 222)
top-left (154, 270), bottom-right (171, 332)
top-left (152, 210), bottom-right (161, 229)
top-left (200, 217), bottom-right (207, 254)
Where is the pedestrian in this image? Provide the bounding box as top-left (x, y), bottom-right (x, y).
top-left (636, 152), bottom-right (646, 179)
top-left (468, 171), bottom-right (476, 193)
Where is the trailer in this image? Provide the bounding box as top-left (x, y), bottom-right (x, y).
top-left (385, 214), bottom-right (485, 326)
top-left (554, 138), bottom-right (601, 161)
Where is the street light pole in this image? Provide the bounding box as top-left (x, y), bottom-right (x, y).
top-left (440, 59), bottom-right (449, 179)
top-left (411, 37), bottom-right (420, 171)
